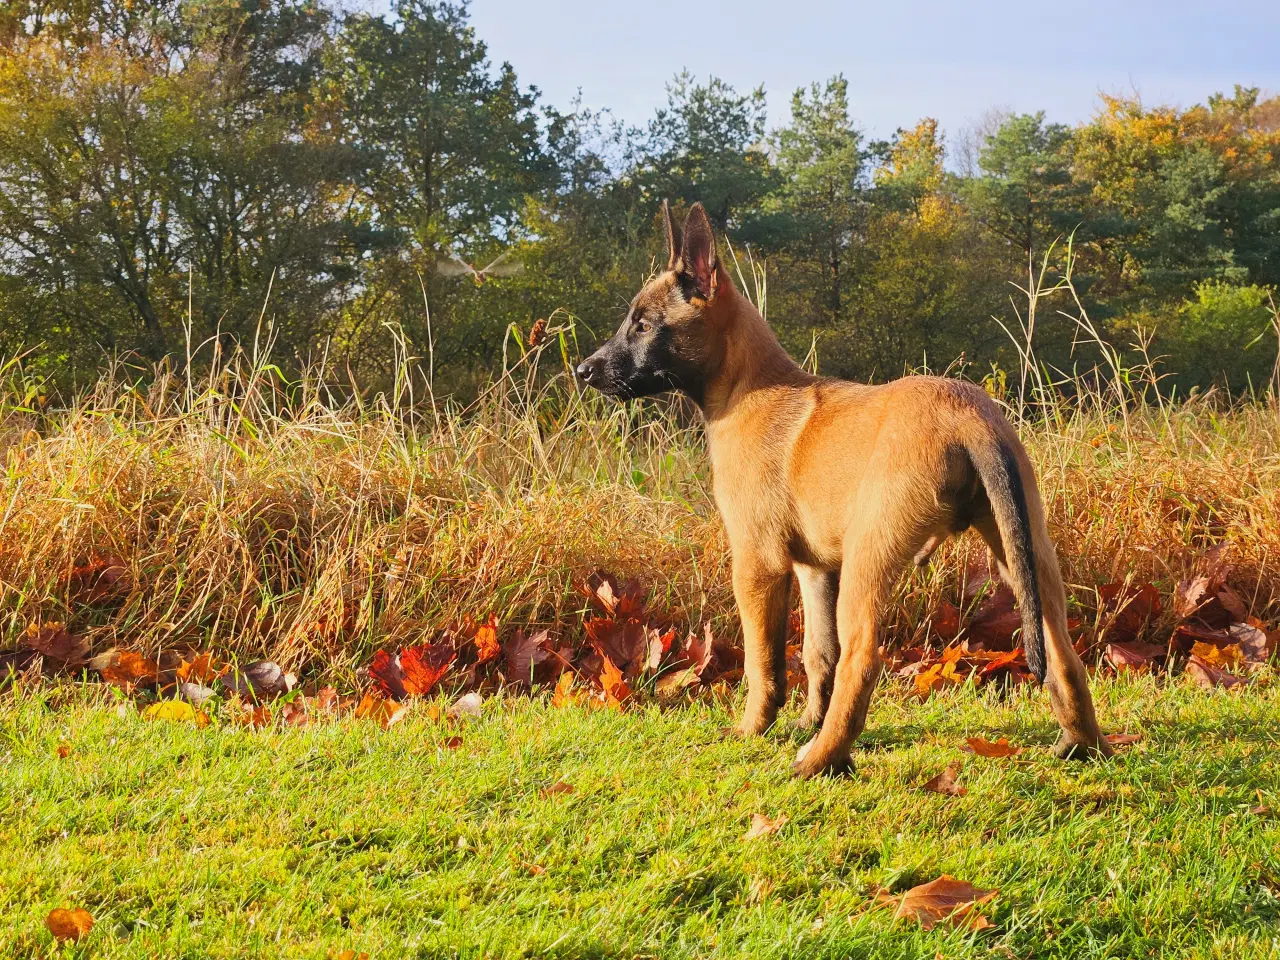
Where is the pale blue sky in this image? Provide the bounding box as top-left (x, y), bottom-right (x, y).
top-left (463, 0), bottom-right (1279, 148)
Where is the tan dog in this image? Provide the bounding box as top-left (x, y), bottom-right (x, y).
top-left (577, 201), bottom-right (1112, 777)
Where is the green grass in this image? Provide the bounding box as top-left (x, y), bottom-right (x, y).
top-left (4, 675), bottom-right (1280, 959)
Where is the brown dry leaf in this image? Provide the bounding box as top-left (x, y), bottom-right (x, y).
top-left (354, 691), bottom-right (408, 728)
top-left (1105, 640), bottom-right (1167, 672)
top-left (504, 628), bottom-right (552, 684)
top-left (313, 686), bottom-right (339, 714)
top-left (966, 585), bottom-right (1021, 650)
top-left (962, 737), bottom-right (1022, 758)
top-left (57, 743), bottom-right (72, 759)
top-left (24, 622), bottom-right (89, 666)
top-left (98, 650), bottom-right (160, 691)
top-left (67, 555), bottom-right (130, 604)
top-left (1186, 655), bottom-right (1244, 690)
top-left (1098, 582), bottom-right (1162, 641)
top-left (45, 907), bottom-right (95, 942)
top-left (600, 656), bottom-right (631, 710)
top-left (443, 735), bottom-right (463, 750)
top-left (234, 704), bottom-right (273, 729)
top-left (743, 813), bottom-right (788, 840)
top-left (541, 781), bottom-right (575, 798)
top-left (278, 700), bottom-right (309, 726)
top-left (931, 600), bottom-right (961, 642)
top-left (330, 951), bottom-right (370, 960)
top-left (921, 760), bottom-right (967, 796)
top-left (176, 652), bottom-right (226, 684)
top-left (889, 875), bottom-right (998, 930)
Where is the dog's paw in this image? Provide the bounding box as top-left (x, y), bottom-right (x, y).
top-left (792, 708), bottom-right (824, 734)
top-left (790, 739), bottom-right (853, 779)
top-left (1052, 733), bottom-right (1115, 761)
top-left (735, 716), bottom-right (773, 738)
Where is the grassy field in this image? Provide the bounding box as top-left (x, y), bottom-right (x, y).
top-left (2, 297), bottom-right (1280, 957)
top-left (4, 674), bottom-right (1280, 958)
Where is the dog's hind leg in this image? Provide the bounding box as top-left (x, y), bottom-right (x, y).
top-left (733, 558), bottom-right (792, 736)
top-left (973, 506), bottom-right (1111, 760)
top-left (794, 563), bottom-right (839, 731)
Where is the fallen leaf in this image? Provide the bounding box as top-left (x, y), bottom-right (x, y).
top-left (313, 686), bottom-right (339, 714)
top-left (887, 875), bottom-right (998, 930)
top-left (921, 760), bottom-right (967, 796)
top-left (645, 627), bottom-right (675, 672)
top-left (585, 616), bottom-right (648, 674)
top-left (966, 585), bottom-right (1021, 650)
top-left (504, 628), bottom-right (551, 684)
top-left (443, 735), bottom-right (463, 749)
top-left (1186, 655), bottom-right (1244, 690)
top-left (399, 643), bottom-right (455, 695)
top-left (56, 743), bottom-right (71, 759)
top-left (67, 554), bottom-right (130, 604)
top-left (354, 691), bottom-right (408, 728)
top-left (1190, 641), bottom-right (1244, 670)
top-left (600, 656), bottom-right (631, 710)
top-left (23, 622), bottom-right (89, 666)
top-left (1105, 640), bottom-right (1167, 672)
top-left (541, 781), bottom-right (575, 798)
top-left (97, 650), bottom-right (160, 691)
top-left (143, 700), bottom-right (206, 724)
top-left (447, 691), bottom-right (483, 719)
top-left (178, 681), bottom-right (217, 706)
top-left (551, 671), bottom-right (586, 707)
top-left (472, 617), bottom-right (501, 664)
top-left (176, 652), bottom-right (226, 684)
top-left (931, 600), bottom-right (961, 641)
top-left (228, 660), bottom-right (294, 700)
top-left (45, 907), bottom-right (94, 942)
top-left (743, 813), bottom-right (788, 840)
top-left (962, 737), bottom-right (1022, 758)
top-left (234, 704), bottom-right (272, 729)
top-left (1098, 582), bottom-right (1162, 641)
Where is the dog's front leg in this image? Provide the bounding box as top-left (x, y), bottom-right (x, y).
top-left (732, 558), bottom-right (792, 736)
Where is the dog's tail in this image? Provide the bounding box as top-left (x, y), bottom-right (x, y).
top-left (967, 437), bottom-right (1046, 683)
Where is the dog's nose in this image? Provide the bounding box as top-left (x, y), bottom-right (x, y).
top-left (576, 359), bottom-right (596, 383)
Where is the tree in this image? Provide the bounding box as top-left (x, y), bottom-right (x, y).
top-left (759, 76), bottom-right (865, 334)
top-left (0, 0), bottom-right (368, 367)
top-left (640, 71), bottom-right (772, 230)
top-left (333, 0), bottom-right (552, 372)
top-left (962, 112), bottom-right (1083, 264)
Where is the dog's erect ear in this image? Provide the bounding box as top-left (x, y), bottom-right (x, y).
top-left (679, 202), bottom-right (718, 300)
top-left (662, 200), bottom-right (682, 271)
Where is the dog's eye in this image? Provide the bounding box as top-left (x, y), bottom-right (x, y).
top-left (634, 314), bottom-right (651, 333)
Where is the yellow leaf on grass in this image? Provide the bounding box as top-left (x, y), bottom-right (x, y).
top-left (143, 700), bottom-right (209, 726)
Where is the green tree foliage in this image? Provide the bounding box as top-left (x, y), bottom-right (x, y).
top-left (759, 77), bottom-right (866, 335)
top-left (962, 112), bottom-right (1085, 264)
top-left (0, 0), bottom-right (1276, 397)
top-left (639, 71), bottom-right (772, 230)
top-left (0, 0), bottom-right (369, 367)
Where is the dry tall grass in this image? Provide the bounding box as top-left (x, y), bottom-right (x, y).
top-left (1, 267), bottom-right (1278, 683)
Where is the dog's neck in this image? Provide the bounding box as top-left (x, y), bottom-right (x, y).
top-left (697, 279), bottom-right (814, 424)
